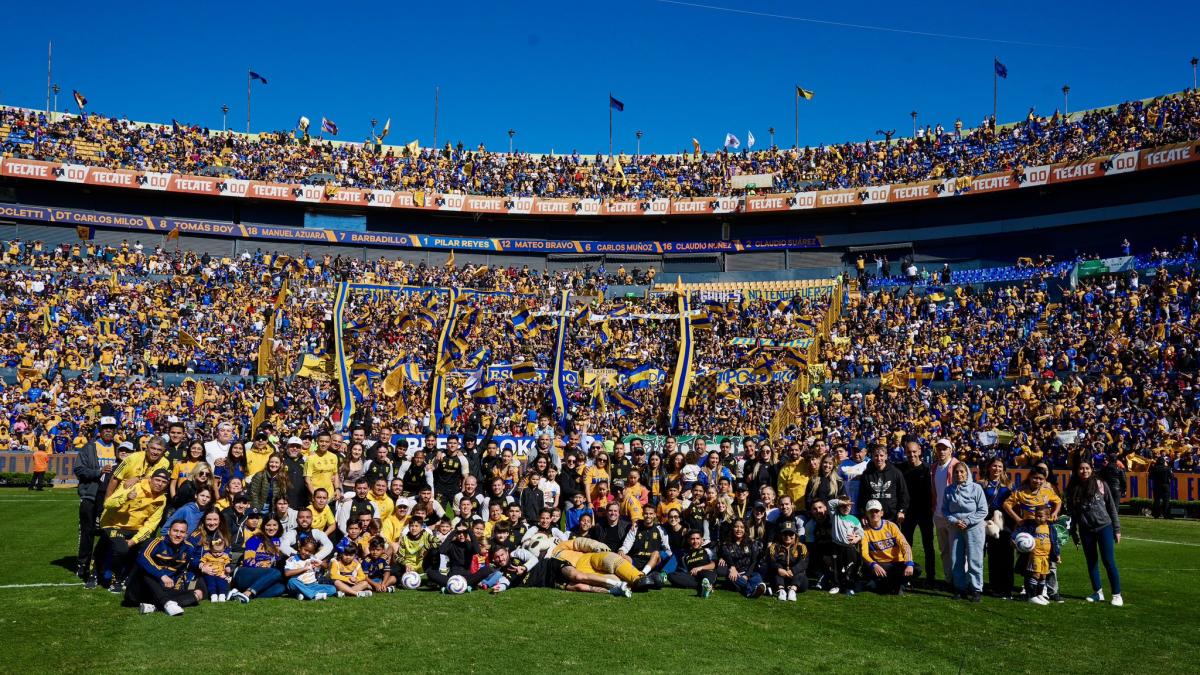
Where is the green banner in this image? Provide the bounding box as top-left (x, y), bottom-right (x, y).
top-left (619, 434), bottom-right (746, 455)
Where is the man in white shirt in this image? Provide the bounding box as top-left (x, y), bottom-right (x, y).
top-left (204, 422), bottom-right (235, 468)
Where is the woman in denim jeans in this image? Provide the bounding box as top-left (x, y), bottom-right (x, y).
top-left (1067, 460), bottom-right (1123, 606)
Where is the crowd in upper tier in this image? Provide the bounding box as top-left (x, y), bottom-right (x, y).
top-left (2, 90), bottom-right (1197, 198)
top-left (3, 232), bottom-right (1200, 478)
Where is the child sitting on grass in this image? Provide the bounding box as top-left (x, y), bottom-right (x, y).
top-left (284, 539), bottom-right (337, 601)
top-left (200, 537), bottom-right (233, 602)
top-left (363, 537), bottom-right (397, 593)
top-left (330, 544), bottom-right (374, 598)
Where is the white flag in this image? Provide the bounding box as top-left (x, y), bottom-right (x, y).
top-left (724, 133), bottom-right (740, 149)
top-left (747, 131), bottom-right (756, 149)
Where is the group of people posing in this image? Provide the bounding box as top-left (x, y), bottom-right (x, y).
top-left (75, 414), bottom-right (1126, 616)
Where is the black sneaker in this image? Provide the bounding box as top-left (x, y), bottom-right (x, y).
top-left (895, 586), bottom-right (906, 596)
top-left (108, 580), bottom-right (125, 595)
top-left (632, 576), bottom-right (657, 592)
top-left (1048, 593), bottom-right (1065, 604)
top-left (749, 582), bottom-right (767, 599)
top-left (970, 592), bottom-right (982, 603)
top-left (84, 576), bottom-right (97, 590)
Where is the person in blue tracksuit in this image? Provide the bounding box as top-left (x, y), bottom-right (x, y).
top-left (126, 519), bottom-right (203, 615)
top-left (941, 462), bottom-right (989, 602)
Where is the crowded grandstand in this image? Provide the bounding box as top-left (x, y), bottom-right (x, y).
top-left (1, 85), bottom-right (1196, 618)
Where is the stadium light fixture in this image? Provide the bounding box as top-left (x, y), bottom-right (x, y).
top-left (1192, 57), bottom-right (1198, 90)
top-left (508, 128), bottom-right (516, 155)
top-left (371, 118), bottom-right (377, 138)
top-left (51, 84), bottom-right (60, 113)
top-left (221, 104), bottom-right (229, 132)
top-left (636, 130), bottom-right (643, 157)
top-left (910, 111), bottom-right (918, 138)
top-left (1062, 85), bottom-right (1070, 115)
top-left (768, 127), bottom-right (775, 148)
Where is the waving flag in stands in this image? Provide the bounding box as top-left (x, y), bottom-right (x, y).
top-left (321, 117), bottom-right (339, 136)
top-left (72, 90), bottom-right (87, 110)
top-left (724, 133), bottom-right (740, 150)
top-left (249, 71), bottom-right (268, 84)
top-left (747, 131), bottom-right (756, 149)
top-left (994, 59), bottom-right (1008, 79)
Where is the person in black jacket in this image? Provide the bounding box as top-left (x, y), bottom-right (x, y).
top-left (1148, 456), bottom-right (1173, 519)
top-left (767, 524), bottom-right (808, 600)
top-left (717, 519), bottom-right (767, 598)
top-left (426, 522), bottom-right (492, 591)
top-left (74, 416), bottom-right (119, 582)
top-left (898, 441), bottom-right (935, 587)
top-left (667, 530), bottom-right (718, 597)
top-left (594, 502), bottom-right (629, 550)
top-left (856, 445), bottom-right (910, 523)
top-left (1097, 452), bottom-right (1126, 502)
top-left (282, 439), bottom-right (309, 511)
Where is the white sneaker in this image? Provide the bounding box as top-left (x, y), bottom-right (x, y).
top-left (1029, 595), bottom-right (1049, 606)
top-left (357, 590), bottom-right (373, 598)
top-left (163, 601), bottom-right (184, 616)
top-left (787, 588), bottom-right (797, 602)
top-left (138, 603), bottom-right (156, 615)
top-left (314, 592), bottom-right (327, 601)
top-left (777, 589), bottom-right (787, 601)
top-left (1111, 594), bottom-right (1124, 607)
top-left (210, 595), bottom-right (220, 603)
top-left (828, 586), bottom-right (840, 595)
top-left (337, 591), bottom-right (346, 598)
top-left (1086, 590), bottom-right (1105, 603)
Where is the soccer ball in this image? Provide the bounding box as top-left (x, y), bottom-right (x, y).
top-left (446, 575), bottom-right (469, 594)
top-left (1014, 532), bottom-right (1036, 553)
top-left (401, 571), bottom-right (422, 590)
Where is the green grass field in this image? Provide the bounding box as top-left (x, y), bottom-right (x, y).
top-left (2, 490), bottom-right (1197, 674)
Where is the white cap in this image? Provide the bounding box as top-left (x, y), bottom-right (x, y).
top-left (287, 436), bottom-right (304, 446)
top-left (935, 438), bottom-right (954, 451)
top-left (117, 441), bottom-right (135, 452)
top-left (865, 499), bottom-right (884, 512)
top-left (99, 416), bottom-right (118, 428)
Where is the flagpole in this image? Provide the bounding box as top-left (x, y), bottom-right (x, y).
top-left (45, 41), bottom-right (52, 116)
top-left (608, 93), bottom-right (613, 159)
top-left (246, 68), bottom-right (251, 134)
top-left (433, 85), bottom-right (440, 152)
top-left (794, 87), bottom-right (799, 149)
top-left (992, 57), bottom-right (997, 127)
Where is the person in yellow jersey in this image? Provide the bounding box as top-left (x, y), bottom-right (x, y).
top-left (776, 443), bottom-right (813, 508)
top-left (380, 500), bottom-right (414, 548)
top-left (305, 440), bottom-right (340, 500)
top-left (545, 536), bottom-right (653, 596)
top-left (368, 477), bottom-right (395, 522)
top-left (94, 468), bottom-right (171, 594)
top-left (859, 499), bottom-right (918, 595)
top-left (308, 488), bottom-right (337, 537)
top-left (245, 431), bottom-right (276, 477)
top-left (105, 436), bottom-right (170, 500)
top-left (76, 416), bottom-right (120, 585)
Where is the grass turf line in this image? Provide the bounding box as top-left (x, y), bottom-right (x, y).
top-left (1, 489), bottom-right (1197, 674)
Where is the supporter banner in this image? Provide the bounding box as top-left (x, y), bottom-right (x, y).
top-left (649, 286), bottom-right (835, 301)
top-left (0, 202), bottom-right (820, 254)
top-left (384, 434), bottom-right (602, 460)
top-left (712, 367), bottom-right (800, 385)
top-left (728, 337), bottom-right (814, 348)
top-left (0, 451), bottom-right (77, 480)
top-left (0, 140), bottom-right (1196, 221)
top-left (618, 434), bottom-right (745, 456)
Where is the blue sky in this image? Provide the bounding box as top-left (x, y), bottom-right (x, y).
top-left (1, 0), bottom-right (1196, 155)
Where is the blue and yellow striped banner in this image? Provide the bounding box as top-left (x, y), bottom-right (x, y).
top-left (667, 293), bottom-right (695, 431)
top-left (332, 282), bottom-right (354, 431)
top-left (550, 290), bottom-right (570, 430)
top-left (429, 288), bottom-right (462, 431)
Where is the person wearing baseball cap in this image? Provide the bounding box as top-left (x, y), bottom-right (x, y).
top-left (930, 437), bottom-right (961, 585)
top-left (767, 523), bottom-right (808, 601)
top-left (75, 414), bottom-right (121, 585)
top-left (94, 467), bottom-right (172, 595)
top-left (860, 499), bottom-right (919, 595)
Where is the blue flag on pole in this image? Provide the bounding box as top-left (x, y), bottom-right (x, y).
top-left (609, 95), bottom-right (624, 112)
top-left (249, 71), bottom-right (268, 84)
top-left (994, 59), bottom-right (1008, 79)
